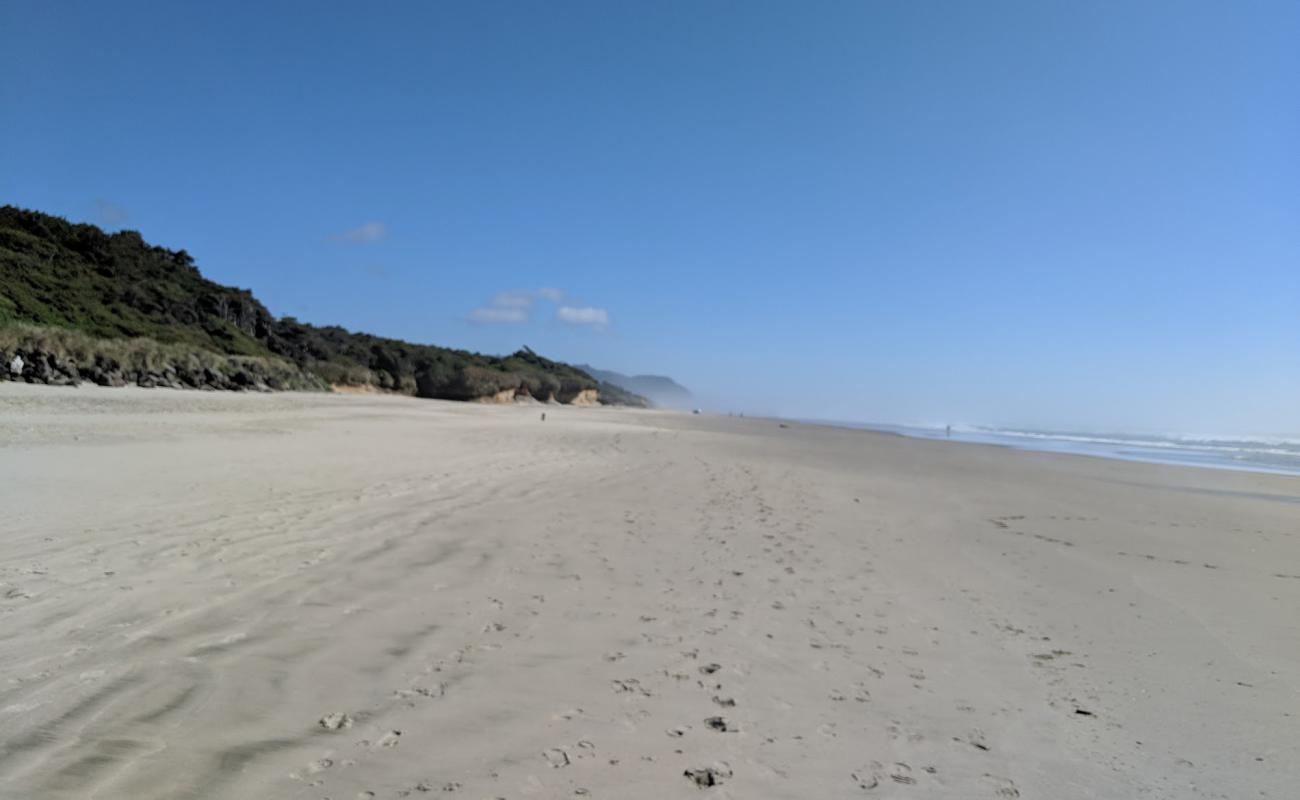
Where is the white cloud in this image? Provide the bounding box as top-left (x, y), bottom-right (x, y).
top-left (331, 221), bottom-right (388, 243)
top-left (557, 306), bottom-right (609, 326)
top-left (468, 287), bottom-right (570, 324)
top-left (469, 289), bottom-right (539, 323)
top-left (470, 290), bottom-right (609, 328)
top-left (468, 306), bottom-right (529, 323)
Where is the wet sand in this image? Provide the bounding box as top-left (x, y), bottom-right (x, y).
top-left (0, 383), bottom-right (1296, 798)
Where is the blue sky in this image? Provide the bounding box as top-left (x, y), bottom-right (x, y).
top-left (2, 1), bottom-right (1296, 433)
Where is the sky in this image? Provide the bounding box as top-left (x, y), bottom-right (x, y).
top-left (2, 1), bottom-right (1297, 434)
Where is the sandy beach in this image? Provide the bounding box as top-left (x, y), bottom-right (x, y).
top-left (0, 383), bottom-right (1295, 799)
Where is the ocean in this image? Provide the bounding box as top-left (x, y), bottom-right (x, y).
top-left (819, 421), bottom-right (1300, 477)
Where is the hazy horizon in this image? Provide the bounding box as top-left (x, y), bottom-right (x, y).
top-left (3, 2), bottom-right (1295, 434)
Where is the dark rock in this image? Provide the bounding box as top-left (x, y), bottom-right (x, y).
top-left (27, 353), bottom-right (53, 383)
top-left (89, 366), bottom-right (125, 387)
top-left (175, 367), bottom-right (200, 388)
top-left (53, 356), bottom-right (80, 385)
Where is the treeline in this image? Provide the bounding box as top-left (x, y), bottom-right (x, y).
top-left (0, 206), bottom-right (645, 405)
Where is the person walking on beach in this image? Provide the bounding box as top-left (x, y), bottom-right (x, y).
top-left (946, 425), bottom-right (952, 438)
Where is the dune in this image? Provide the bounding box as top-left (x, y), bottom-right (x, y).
top-left (0, 382), bottom-right (1295, 798)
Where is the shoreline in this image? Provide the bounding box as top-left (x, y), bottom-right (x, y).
top-left (793, 416), bottom-right (1300, 479)
top-left (11, 378), bottom-right (1294, 480)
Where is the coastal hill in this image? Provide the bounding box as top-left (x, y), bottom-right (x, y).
top-left (0, 206), bottom-right (645, 405)
top-left (577, 364), bottom-right (692, 408)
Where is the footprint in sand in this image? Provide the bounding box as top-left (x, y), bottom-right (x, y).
top-left (319, 712), bottom-right (353, 731)
top-left (683, 762), bottom-right (732, 787)
top-left (889, 763), bottom-right (916, 785)
top-left (612, 678), bottom-right (652, 696)
top-left (565, 740), bottom-right (597, 762)
top-left (361, 730), bottom-right (402, 749)
top-left (544, 747), bottom-right (571, 767)
top-left (983, 774), bottom-right (1020, 797)
top-left (394, 683), bottom-right (445, 701)
top-left (851, 763), bottom-right (883, 790)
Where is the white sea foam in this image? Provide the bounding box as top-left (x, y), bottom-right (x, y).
top-left (812, 420), bottom-right (1300, 477)
top-left (975, 427), bottom-right (1300, 456)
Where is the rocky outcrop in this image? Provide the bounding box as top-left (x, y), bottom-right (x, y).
top-left (554, 381), bottom-right (595, 404)
top-left (474, 388), bottom-right (518, 404)
top-left (0, 345), bottom-right (320, 392)
top-left (0, 342), bottom-right (609, 404)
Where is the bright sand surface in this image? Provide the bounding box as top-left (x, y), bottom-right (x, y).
top-left (0, 383), bottom-right (1296, 799)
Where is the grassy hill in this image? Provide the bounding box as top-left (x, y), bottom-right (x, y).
top-left (0, 205), bottom-right (642, 404)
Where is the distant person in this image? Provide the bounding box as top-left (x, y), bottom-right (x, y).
top-left (946, 425), bottom-right (952, 438)
top-left (541, 412), bottom-right (546, 422)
